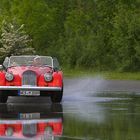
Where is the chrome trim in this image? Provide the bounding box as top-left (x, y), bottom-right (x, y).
top-left (0, 86), bottom-right (62, 91)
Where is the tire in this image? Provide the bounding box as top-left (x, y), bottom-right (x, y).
top-left (51, 103), bottom-right (63, 112)
top-left (0, 91), bottom-right (8, 103)
top-left (51, 91), bottom-right (63, 103)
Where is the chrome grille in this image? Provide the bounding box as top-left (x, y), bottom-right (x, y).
top-left (22, 71), bottom-right (37, 86)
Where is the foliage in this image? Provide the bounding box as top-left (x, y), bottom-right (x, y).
top-left (0, 0), bottom-right (139, 71)
top-left (0, 20), bottom-right (35, 59)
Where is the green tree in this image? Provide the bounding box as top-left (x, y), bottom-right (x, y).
top-left (0, 20), bottom-right (35, 59)
top-left (9, 0), bottom-right (63, 54)
top-left (0, 0), bottom-right (139, 71)
top-left (112, 2), bottom-right (140, 71)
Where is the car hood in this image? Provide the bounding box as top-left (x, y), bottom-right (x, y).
top-left (7, 66), bottom-right (53, 76)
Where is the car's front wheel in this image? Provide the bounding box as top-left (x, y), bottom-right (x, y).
top-left (0, 91), bottom-right (8, 103)
top-left (51, 91), bottom-right (63, 103)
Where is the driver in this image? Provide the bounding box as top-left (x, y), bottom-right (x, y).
top-left (11, 61), bottom-right (18, 67)
top-left (33, 56), bottom-right (42, 66)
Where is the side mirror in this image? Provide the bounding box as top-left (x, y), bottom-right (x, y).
top-left (53, 67), bottom-right (62, 72)
top-left (0, 65), bottom-right (3, 70)
top-left (53, 67), bottom-right (59, 72)
top-left (53, 58), bottom-right (60, 71)
top-left (3, 57), bottom-right (9, 69)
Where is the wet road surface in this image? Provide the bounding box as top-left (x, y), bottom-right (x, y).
top-left (1, 78), bottom-right (140, 140)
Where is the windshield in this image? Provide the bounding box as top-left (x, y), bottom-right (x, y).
top-left (9, 56), bottom-right (53, 67)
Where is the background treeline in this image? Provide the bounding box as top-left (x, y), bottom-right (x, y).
top-left (0, 0), bottom-right (139, 71)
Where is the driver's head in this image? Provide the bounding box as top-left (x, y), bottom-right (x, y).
top-left (33, 56), bottom-right (41, 65)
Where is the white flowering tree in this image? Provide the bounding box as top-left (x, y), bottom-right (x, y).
top-left (0, 20), bottom-right (35, 59)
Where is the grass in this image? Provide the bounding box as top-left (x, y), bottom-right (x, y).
top-left (63, 68), bottom-right (140, 80)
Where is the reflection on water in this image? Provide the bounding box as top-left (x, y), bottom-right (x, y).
top-left (0, 103), bottom-right (63, 140)
top-left (0, 91), bottom-right (140, 140)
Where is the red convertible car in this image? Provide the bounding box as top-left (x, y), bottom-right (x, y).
top-left (0, 55), bottom-right (63, 103)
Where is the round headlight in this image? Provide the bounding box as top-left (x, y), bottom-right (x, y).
top-left (5, 127), bottom-right (14, 136)
top-left (44, 73), bottom-right (52, 82)
top-left (5, 72), bottom-right (14, 81)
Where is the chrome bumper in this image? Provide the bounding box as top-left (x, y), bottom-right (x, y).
top-left (0, 86), bottom-right (62, 91)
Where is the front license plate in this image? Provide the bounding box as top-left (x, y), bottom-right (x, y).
top-left (19, 90), bottom-right (40, 96)
top-left (19, 113), bottom-right (40, 119)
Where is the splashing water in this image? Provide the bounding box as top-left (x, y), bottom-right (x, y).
top-left (63, 76), bottom-right (106, 100)
top-left (63, 76), bottom-right (120, 123)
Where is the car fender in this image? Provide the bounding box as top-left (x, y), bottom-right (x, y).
top-left (0, 72), bottom-right (5, 86)
top-left (53, 71), bottom-right (63, 87)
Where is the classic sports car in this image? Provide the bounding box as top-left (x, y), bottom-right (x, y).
top-left (0, 55), bottom-right (63, 103)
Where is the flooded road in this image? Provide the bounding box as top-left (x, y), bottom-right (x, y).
top-left (1, 78), bottom-right (140, 140)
